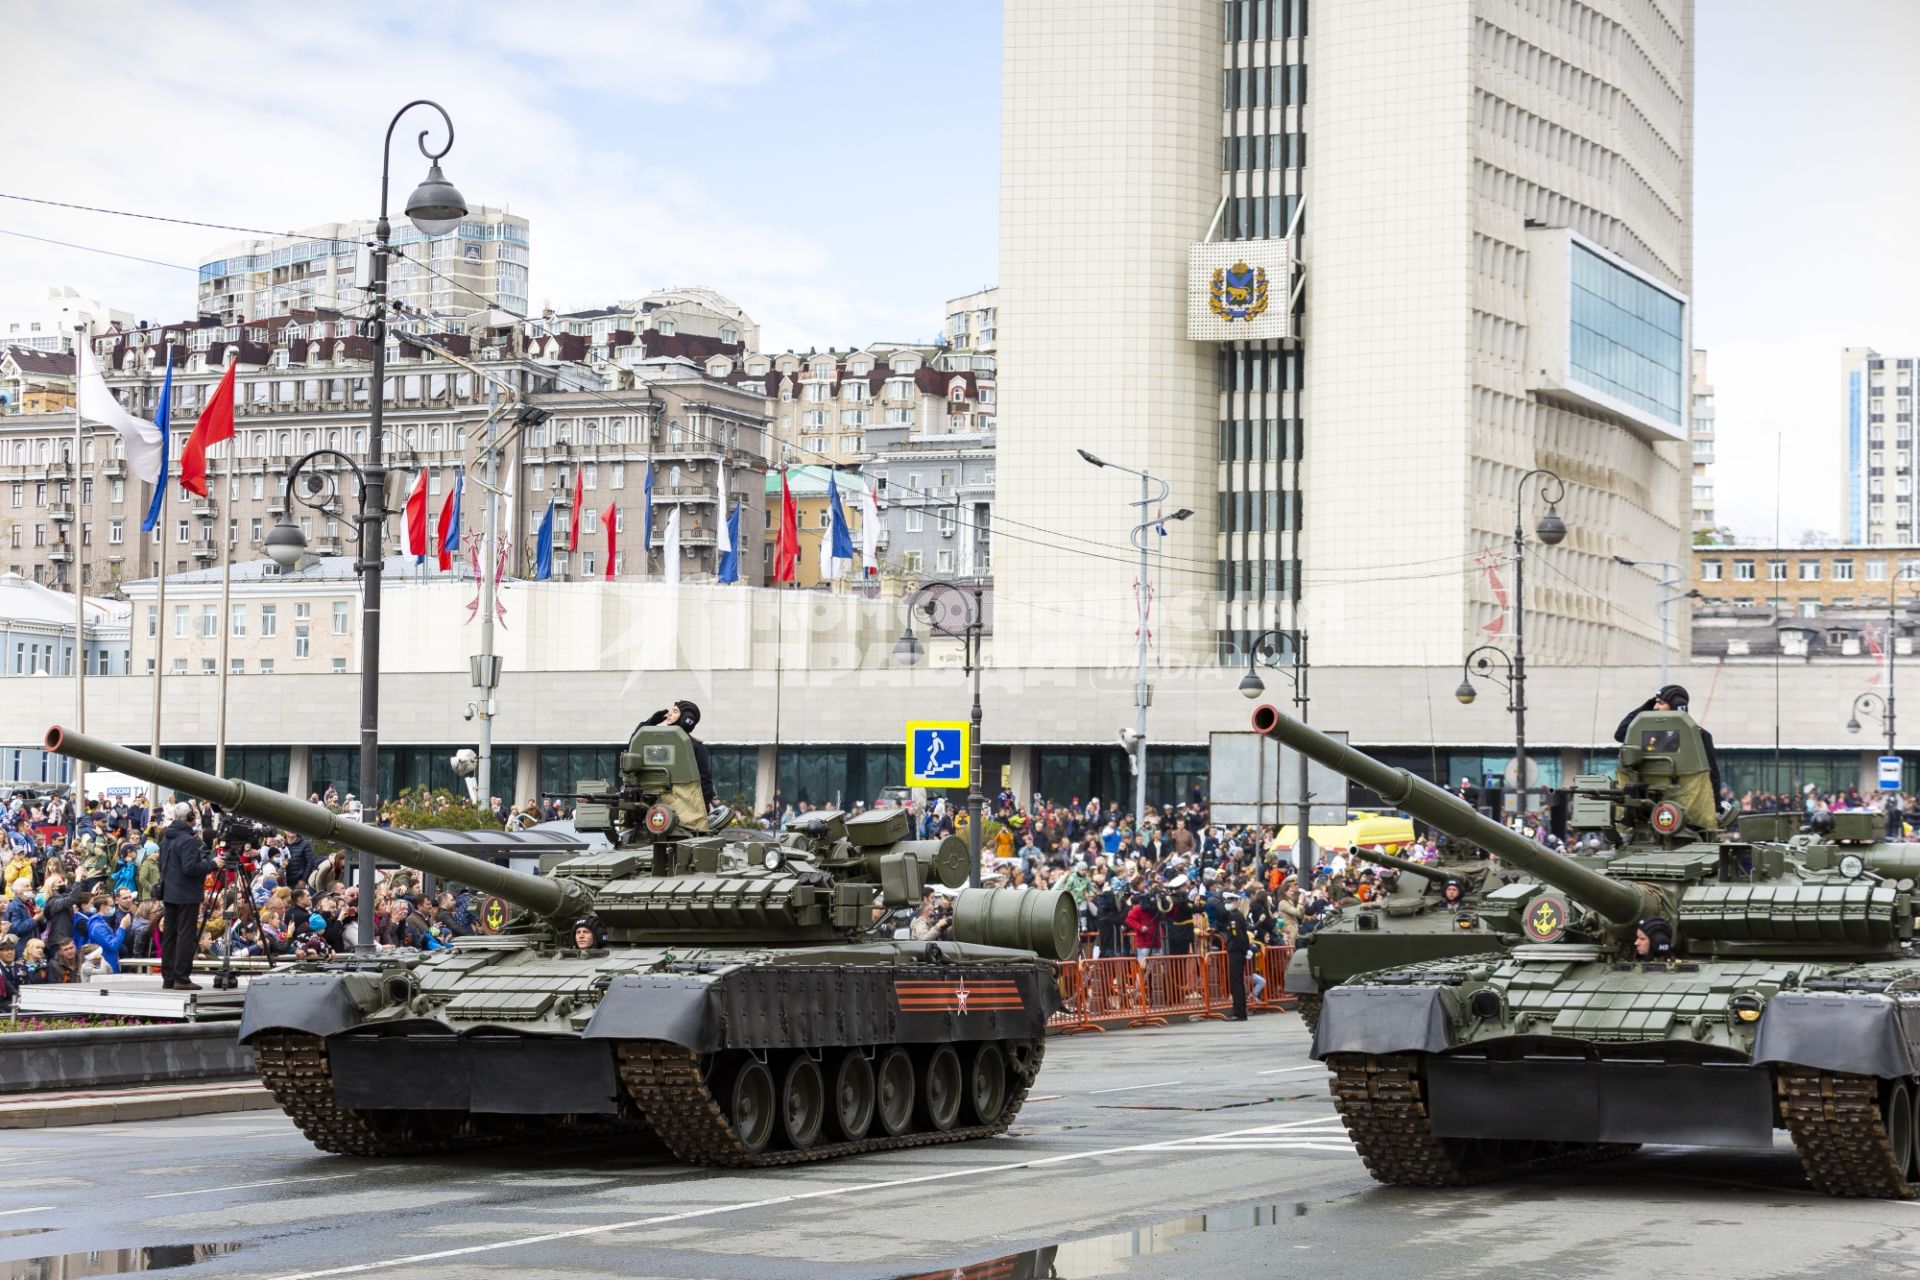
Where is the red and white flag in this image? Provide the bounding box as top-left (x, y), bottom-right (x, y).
top-left (405, 467), bottom-right (429, 562)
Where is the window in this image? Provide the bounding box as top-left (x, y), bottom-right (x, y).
top-left (259, 658), bottom-right (274, 674)
top-left (146, 606), bottom-right (156, 638)
top-left (332, 601), bottom-right (349, 635)
top-left (201, 658), bottom-right (217, 675)
top-left (331, 657), bottom-right (347, 673)
top-left (1835, 560), bottom-right (1856, 581)
top-left (611, 463), bottom-right (625, 490)
top-left (230, 604), bottom-right (246, 636)
top-left (201, 605), bottom-right (218, 637)
top-left (530, 465), bottom-right (545, 491)
top-left (1868, 559), bottom-right (1888, 581)
top-left (937, 548), bottom-right (954, 573)
top-left (1766, 559), bottom-right (1788, 581)
top-left (109, 519), bottom-right (123, 545)
top-left (174, 605), bottom-right (188, 637)
top-left (906, 509), bottom-right (924, 533)
top-left (1732, 559), bottom-right (1755, 581)
top-left (1700, 560), bottom-right (1723, 581)
top-left (1799, 561), bottom-right (1821, 581)
top-left (172, 658), bottom-right (187, 674)
top-left (294, 624), bottom-right (310, 660)
top-left (177, 520), bottom-right (189, 544)
top-left (230, 658), bottom-right (245, 675)
top-left (903, 550), bottom-right (923, 572)
top-left (260, 603), bottom-right (277, 637)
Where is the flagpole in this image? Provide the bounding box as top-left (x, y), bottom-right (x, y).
top-left (148, 383), bottom-right (170, 810)
top-left (215, 441), bottom-right (233, 776)
top-left (70, 329), bottom-right (87, 805)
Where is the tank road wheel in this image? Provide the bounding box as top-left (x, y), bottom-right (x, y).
top-left (918, 1044), bottom-right (964, 1133)
top-left (1889, 1083), bottom-right (1915, 1181)
top-left (1780, 1069), bottom-right (1919, 1198)
top-left (965, 1041), bottom-right (1010, 1126)
top-left (875, 1047), bottom-right (916, 1137)
top-left (728, 1058), bottom-right (777, 1155)
top-left (1909, 1083), bottom-right (1920, 1183)
top-left (831, 1049), bottom-right (877, 1141)
top-left (779, 1055), bottom-right (827, 1152)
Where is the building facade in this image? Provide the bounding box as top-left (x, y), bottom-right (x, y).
top-left (0, 347), bottom-right (75, 416)
top-left (1840, 347), bottom-right (1915, 546)
top-left (945, 288), bottom-right (998, 355)
top-left (761, 465), bottom-right (875, 588)
top-left (1693, 543), bottom-right (1918, 616)
top-left (1691, 347), bottom-right (1716, 536)
top-left (196, 209), bottom-right (530, 324)
top-left (998, 0), bottom-right (1695, 676)
top-left (1, 288), bottom-right (131, 355)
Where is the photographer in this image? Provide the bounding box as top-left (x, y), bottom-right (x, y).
top-left (909, 891), bottom-right (954, 943)
top-left (1124, 885), bottom-right (1163, 961)
top-left (158, 802), bottom-right (222, 991)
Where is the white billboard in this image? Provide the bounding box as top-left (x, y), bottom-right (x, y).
top-left (1187, 241), bottom-right (1292, 342)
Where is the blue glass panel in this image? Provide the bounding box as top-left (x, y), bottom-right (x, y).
top-left (1567, 245), bottom-right (1685, 425)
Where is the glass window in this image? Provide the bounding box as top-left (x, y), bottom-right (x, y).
top-left (1798, 561), bottom-right (1821, 581)
top-left (174, 605), bottom-right (188, 637)
top-left (294, 625), bottom-right (310, 659)
top-left (230, 604), bottom-right (246, 636)
top-left (331, 657), bottom-right (347, 673)
top-left (1700, 560), bottom-right (1722, 581)
top-left (1766, 560), bottom-right (1788, 581)
top-left (1733, 560), bottom-right (1755, 581)
top-left (332, 601), bottom-right (350, 634)
top-left (1567, 244), bottom-right (1686, 426)
top-left (260, 603), bottom-right (277, 636)
top-left (1835, 560), bottom-right (1855, 581)
top-left (1868, 559), bottom-right (1888, 581)
top-left (201, 604), bottom-right (218, 637)
top-left (259, 658), bottom-right (274, 674)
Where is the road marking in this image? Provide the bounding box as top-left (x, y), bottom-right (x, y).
top-left (1088, 1081), bottom-right (1183, 1094)
top-left (267, 1119), bottom-right (1358, 1280)
top-left (1258, 1065), bottom-right (1323, 1075)
top-left (145, 1172), bottom-right (363, 1199)
top-left (0, 1206), bottom-right (52, 1217)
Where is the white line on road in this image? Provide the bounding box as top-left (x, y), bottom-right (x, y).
top-left (145, 1172), bottom-right (363, 1199)
top-left (0, 1206), bottom-right (52, 1217)
top-left (267, 1119), bottom-right (1358, 1280)
top-left (1088, 1081), bottom-right (1184, 1094)
top-left (1257, 1065), bottom-right (1324, 1075)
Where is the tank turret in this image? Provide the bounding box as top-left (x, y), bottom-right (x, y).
top-left (43, 724), bottom-right (1070, 1168)
top-left (1250, 704), bottom-right (1647, 927)
top-left (1352, 847), bottom-right (1468, 887)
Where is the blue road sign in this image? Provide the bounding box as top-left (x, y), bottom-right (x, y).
top-left (906, 721), bottom-right (969, 788)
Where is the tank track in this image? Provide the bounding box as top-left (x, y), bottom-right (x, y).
top-left (251, 1032), bottom-right (488, 1156)
top-left (1327, 1054), bottom-right (1634, 1186)
top-left (1294, 994), bottom-right (1322, 1036)
top-left (1779, 1068), bottom-right (1915, 1199)
top-left (614, 1039), bottom-right (1046, 1168)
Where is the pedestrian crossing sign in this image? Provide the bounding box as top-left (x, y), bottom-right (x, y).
top-left (906, 721), bottom-right (969, 788)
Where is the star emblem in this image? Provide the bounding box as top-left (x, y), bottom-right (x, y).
top-left (953, 983), bottom-right (970, 1013)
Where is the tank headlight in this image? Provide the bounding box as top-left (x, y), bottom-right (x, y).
top-left (1455, 915), bottom-right (1477, 930)
top-left (1730, 993), bottom-right (1764, 1023)
top-left (1838, 853), bottom-right (1866, 880)
top-left (762, 848), bottom-right (784, 871)
top-left (1468, 989), bottom-right (1502, 1020)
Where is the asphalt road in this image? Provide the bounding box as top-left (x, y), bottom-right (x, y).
top-left (7, 1016), bottom-right (1920, 1279)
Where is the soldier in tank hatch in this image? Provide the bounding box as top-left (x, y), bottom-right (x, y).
top-left (637, 700), bottom-right (716, 810)
top-left (1614, 684), bottom-right (1722, 805)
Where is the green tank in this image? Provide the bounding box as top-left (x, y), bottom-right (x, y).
top-left (45, 725), bottom-right (1074, 1167)
top-left (1251, 701), bottom-right (1920, 1198)
top-left (1283, 849), bottom-right (1515, 1035)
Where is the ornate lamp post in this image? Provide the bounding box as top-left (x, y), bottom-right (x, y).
top-left (892, 581), bottom-right (984, 887)
top-left (1237, 629), bottom-right (1311, 863)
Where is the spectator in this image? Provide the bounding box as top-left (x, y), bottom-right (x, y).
top-left (158, 801), bottom-right (222, 992)
top-left (47, 938), bottom-right (81, 984)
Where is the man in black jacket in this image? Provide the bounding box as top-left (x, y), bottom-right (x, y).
top-left (1614, 684), bottom-right (1722, 804)
top-left (157, 803), bottom-right (222, 991)
top-left (636, 700), bottom-right (715, 810)
top-left (282, 832), bottom-right (315, 888)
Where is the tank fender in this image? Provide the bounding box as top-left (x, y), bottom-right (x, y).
top-left (1282, 946), bottom-right (1320, 994)
top-left (236, 973), bottom-right (372, 1044)
top-left (1311, 984), bottom-right (1453, 1061)
top-left (583, 974), bottom-right (718, 1051)
top-left (1750, 992), bottom-right (1919, 1079)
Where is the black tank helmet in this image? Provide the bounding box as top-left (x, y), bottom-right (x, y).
top-left (1657, 684), bottom-right (1690, 710)
top-left (673, 700), bottom-right (702, 733)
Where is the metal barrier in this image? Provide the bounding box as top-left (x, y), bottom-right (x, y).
top-left (1046, 945), bottom-right (1296, 1034)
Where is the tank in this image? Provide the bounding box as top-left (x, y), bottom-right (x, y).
top-left (44, 725), bottom-right (1075, 1167)
top-left (1281, 846), bottom-right (1514, 1035)
top-left (1251, 701), bottom-right (1920, 1198)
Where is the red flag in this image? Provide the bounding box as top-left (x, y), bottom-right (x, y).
top-left (603, 502), bottom-right (617, 580)
top-left (568, 465), bottom-right (583, 552)
top-left (405, 467), bottom-right (429, 561)
top-left (774, 469), bottom-right (800, 584)
top-left (435, 475), bottom-right (458, 571)
top-left (179, 361), bottom-right (236, 497)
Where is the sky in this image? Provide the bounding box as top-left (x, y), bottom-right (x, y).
top-left (0, 0), bottom-right (1907, 546)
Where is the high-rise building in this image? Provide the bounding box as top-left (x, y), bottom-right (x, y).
top-left (945, 288), bottom-right (998, 356)
top-left (1690, 348), bottom-right (1716, 536)
top-left (998, 0), bottom-right (1694, 673)
top-left (196, 208), bottom-right (530, 324)
top-left (1840, 346), bottom-right (1913, 546)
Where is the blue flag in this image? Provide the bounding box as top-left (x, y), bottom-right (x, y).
top-left (441, 468), bottom-right (463, 558)
top-left (535, 499), bottom-right (555, 581)
top-left (141, 348), bottom-right (173, 533)
top-left (641, 459), bottom-right (654, 550)
top-left (827, 473), bottom-right (854, 561)
top-left (717, 504), bottom-right (742, 584)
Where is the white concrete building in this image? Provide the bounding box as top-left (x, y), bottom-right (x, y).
top-left (1691, 347), bottom-right (1716, 535)
top-left (197, 209), bottom-right (530, 324)
top-left (0, 288), bottom-right (132, 354)
top-left (945, 288), bottom-right (998, 356)
top-left (1840, 346), bottom-right (1914, 546)
top-left (998, 0), bottom-right (1695, 676)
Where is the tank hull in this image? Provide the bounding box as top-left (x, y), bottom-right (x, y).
top-left (240, 938), bottom-right (1060, 1165)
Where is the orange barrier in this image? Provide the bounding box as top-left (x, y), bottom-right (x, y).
top-left (1046, 945), bottom-right (1296, 1034)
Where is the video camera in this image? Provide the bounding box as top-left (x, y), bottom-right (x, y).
top-left (216, 813), bottom-right (276, 855)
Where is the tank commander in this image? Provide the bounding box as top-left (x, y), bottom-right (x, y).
top-left (636, 700), bottom-right (716, 810)
top-left (1614, 683), bottom-right (1722, 805)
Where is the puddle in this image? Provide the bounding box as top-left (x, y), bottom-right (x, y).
top-left (2, 1242), bottom-right (242, 1278)
top-left (896, 1203), bottom-right (1308, 1279)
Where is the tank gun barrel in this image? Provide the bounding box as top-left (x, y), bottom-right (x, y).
top-left (1250, 705), bottom-right (1645, 926)
top-left (44, 726), bottom-right (593, 924)
top-left (1354, 848), bottom-right (1458, 884)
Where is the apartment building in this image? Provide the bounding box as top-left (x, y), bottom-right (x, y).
top-left (1840, 347), bottom-right (1916, 545)
top-left (1691, 348), bottom-right (1716, 535)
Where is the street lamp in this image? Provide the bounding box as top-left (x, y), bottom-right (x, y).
top-left (1850, 691), bottom-right (1890, 753)
top-left (1456, 645), bottom-right (1516, 815)
top-left (1459, 468), bottom-right (1567, 820)
top-left (1239, 629), bottom-right (1311, 863)
top-left (1080, 448), bottom-right (1176, 837)
top-left (1613, 555), bottom-right (1692, 688)
top-left (892, 581), bottom-right (985, 887)
top-left (264, 101), bottom-right (466, 952)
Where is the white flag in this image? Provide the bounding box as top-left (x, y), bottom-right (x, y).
top-left (77, 341), bottom-right (164, 484)
top-left (663, 505), bottom-right (682, 585)
top-left (860, 480), bottom-right (880, 576)
top-left (714, 461), bottom-right (732, 556)
top-left (817, 524), bottom-right (835, 581)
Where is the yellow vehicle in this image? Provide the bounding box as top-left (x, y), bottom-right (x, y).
top-left (1267, 809), bottom-right (1416, 860)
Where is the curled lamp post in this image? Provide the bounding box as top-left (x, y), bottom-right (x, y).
top-left (892, 580), bottom-right (984, 887)
top-left (263, 100), bottom-right (466, 952)
top-left (1239, 629), bottom-right (1311, 864)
